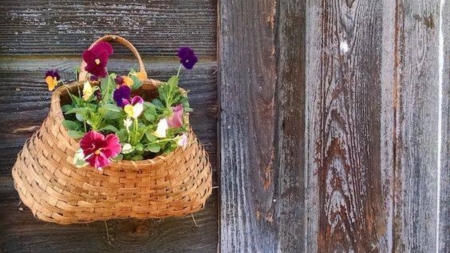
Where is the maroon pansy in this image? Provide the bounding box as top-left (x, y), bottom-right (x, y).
top-left (82, 41), bottom-right (113, 78)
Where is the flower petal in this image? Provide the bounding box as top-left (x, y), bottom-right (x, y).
top-left (102, 134), bottom-right (121, 158)
top-left (113, 85), bottom-right (131, 107)
top-left (80, 131), bottom-right (105, 156)
top-left (154, 119), bottom-right (169, 138)
top-left (46, 76), bottom-right (58, 91)
top-left (131, 96), bottom-right (144, 105)
top-left (167, 104), bottom-right (184, 128)
top-left (82, 81), bottom-right (94, 101)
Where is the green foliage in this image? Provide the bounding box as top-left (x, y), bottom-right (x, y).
top-left (62, 69), bottom-right (191, 160)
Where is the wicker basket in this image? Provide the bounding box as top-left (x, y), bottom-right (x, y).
top-left (11, 35), bottom-right (212, 224)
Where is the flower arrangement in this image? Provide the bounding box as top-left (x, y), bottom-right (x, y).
top-left (46, 42), bottom-right (198, 170)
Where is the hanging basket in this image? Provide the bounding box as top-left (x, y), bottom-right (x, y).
top-left (11, 35), bottom-right (212, 224)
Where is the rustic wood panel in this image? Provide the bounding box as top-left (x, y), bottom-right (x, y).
top-left (0, 0), bottom-right (216, 58)
top-left (0, 195), bottom-right (218, 253)
top-left (219, 0), bottom-right (309, 251)
top-left (219, 0), bottom-right (279, 252)
top-left (275, 0), bottom-right (307, 252)
top-left (394, 1), bottom-right (441, 252)
top-left (440, 2), bottom-right (450, 251)
top-left (305, 1), bottom-right (392, 252)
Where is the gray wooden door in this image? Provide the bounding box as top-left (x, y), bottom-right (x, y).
top-left (219, 0), bottom-right (450, 252)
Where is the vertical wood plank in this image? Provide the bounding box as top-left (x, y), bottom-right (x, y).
top-left (276, 0), bottom-right (307, 252)
top-left (219, 0), bottom-right (278, 251)
top-left (305, 0), bottom-right (392, 252)
top-left (440, 2), bottom-right (450, 251)
top-left (394, 1), bottom-right (441, 252)
top-left (219, 0), bottom-right (308, 251)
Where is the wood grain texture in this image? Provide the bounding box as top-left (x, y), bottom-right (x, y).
top-left (275, 0), bottom-right (307, 252)
top-left (219, 0), bottom-right (279, 252)
top-left (305, 0), bottom-right (392, 252)
top-left (0, 58), bottom-right (218, 252)
top-left (0, 194), bottom-right (218, 253)
top-left (0, 0), bottom-right (216, 58)
top-left (394, 1), bottom-right (441, 252)
top-left (440, 2), bottom-right (450, 251)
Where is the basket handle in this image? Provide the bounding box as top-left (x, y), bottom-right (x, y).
top-left (78, 35), bottom-right (148, 82)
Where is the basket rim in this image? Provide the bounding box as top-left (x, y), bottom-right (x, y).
top-left (50, 80), bottom-right (193, 168)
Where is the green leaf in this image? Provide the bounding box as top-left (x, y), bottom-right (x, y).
top-left (99, 125), bottom-right (119, 133)
top-left (168, 76), bottom-right (179, 87)
top-left (62, 120), bottom-right (81, 131)
top-left (100, 104), bottom-right (122, 112)
top-left (61, 104), bottom-right (74, 113)
top-left (112, 154), bottom-right (123, 162)
top-left (144, 110), bottom-right (156, 122)
top-left (135, 143), bottom-right (144, 151)
top-left (145, 131), bottom-right (157, 142)
top-left (67, 130), bottom-right (85, 139)
top-left (65, 107), bottom-right (89, 115)
top-left (131, 75), bottom-right (143, 90)
top-left (131, 155), bottom-right (144, 161)
top-left (151, 99), bottom-right (164, 108)
top-left (148, 144), bottom-right (160, 153)
top-left (100, 77), bottom-right (109, 92)
top-left (116, 129), bottom-right (128, 142)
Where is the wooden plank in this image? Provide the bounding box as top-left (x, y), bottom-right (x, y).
top-left (276, 0), bottom-right (307, 252)
top-left (0, 194), bottom-right (218, 253)
top-left (394, 1), bottom-right (441, 252)
top-left (440, 2), bottom-right (450, 251)
top-left (219, 0), bottom-right (279, 252)
top-left (0, 0), bottom-right (217, 58)
top-left (305, 1), bottom-right (392, 252)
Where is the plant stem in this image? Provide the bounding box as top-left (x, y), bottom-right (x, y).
top-left (132, 117), bottom-right (139, 144)
top-left (176, 64), bottom-right (182, 77)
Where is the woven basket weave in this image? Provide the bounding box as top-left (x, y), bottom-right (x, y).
top-left (11, 35), bottom-right (212, 224)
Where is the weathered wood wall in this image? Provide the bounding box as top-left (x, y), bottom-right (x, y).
top-left (0, 1), bottom-right (218, 252)
top-left (1, 0), bottom-right (449, 252)
top-left (220, 0), bottom-right (449, 252)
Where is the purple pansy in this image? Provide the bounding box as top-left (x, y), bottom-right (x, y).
top-left (113, 85), bottom-right (131, 107)
top-left (82, 41), bottom-right (113, 78)
top-left (177, 47), bottom-right (198, 69)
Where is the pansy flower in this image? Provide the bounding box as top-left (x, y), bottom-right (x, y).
top-left (177, 47), bottom-right (198, 69)
top-left (45, 69), bottom-right (61, 91)
top-left (123, 96), bottom-right (144, 119)
top-left (167, 104), bottom-right (184, 128)
top-left (79, 131), bottom-right (121, 169)
top-left (154, 118), bottom-right (169, 138)
top-left (115, 75), bottom-right (134, 87)
top-left (114, 75), bottom-right (124, 85)
top-left (82, 41), bottom-right (113, 78)
top-left (113, 85), bottom-right (131, 107)
top-left (82, 81), bottom-right (94, 101)
top-left (177, 133), bottom-right (188, 149)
